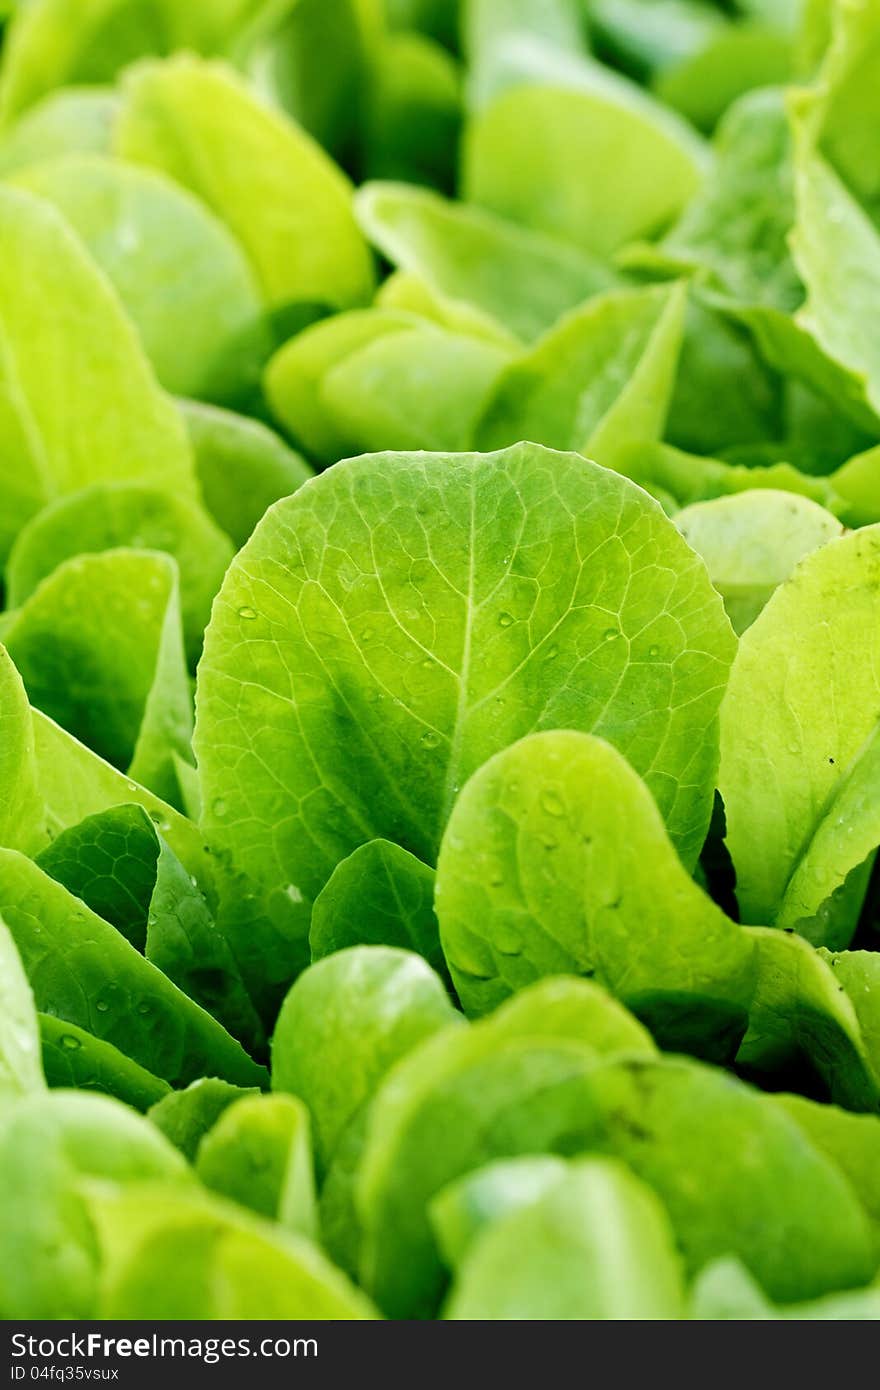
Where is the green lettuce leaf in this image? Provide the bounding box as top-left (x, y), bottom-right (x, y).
top-left (195, 442), bottom-right (735, 1007)
top-left (429, 1155), bottom-right (568, 1270)
top-left (148, 1077), bottom-right (257, 1162)
top-left (5, 481), bottom-right (234, 668)
top-left (0, 916), bottom-right (44, 1100)
top-left (180, 399), bottom-right (312, 549)
top-left (115, 56), bottom-right (375, 323)
top-left (39, 1016), bottom-right (169, 1112)
top-left (778, 1091), bottom-right (880, 1257)
top-left (436, 731), bottom-right (754, 1056)
top-left (476, 282), bottom-right (687, 467)
top-left (31, 711), bottom-right (214, 901)
top-left (13, 154), bottom-right (270, 407)
top-left (737, 927), bottom-right (880, 1109)
top-left (196, 1092), bottom-right (317, 1236)
top-left (358, 1033), bottom-right (873, 1315)
top-left (88, 1181), bottom-right (378, 1318)
top-left (0, 87), bottom-right (116, 174)
top-left (443, 1158), bottom-right (684, 1320)
top-left (35, 803), bottom-right (261, 1048)
top-left (271, 946), bottom-right (459, 1169)
top-left (0, 1090), bottom-right (189, 1319)
top-left (362, 31), bottom-right (461, 191)
top-left (0, 0), bottom-right (266, 123)
top-left (0, 185), bottom-right (195, 562)
top-left (675, 490), bottom-right (842, 633)
top-left (3, 550), bottom-right (193, 806)
top-left (463, 39), bottom-right (707, 256)
top-left (356, 180), bottom-right (616, 341)
top-left (228, 0), bottom-right (382, 160)
top-left (309, 839), bottom-right (446, 980)
top-left (719, 526), bottom-right (880, 943)
top-left (0, 848), bottom-right (266, 1088)
top-left (0, 646), bottom-right (43, 855)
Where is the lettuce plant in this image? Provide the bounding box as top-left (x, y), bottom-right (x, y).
top-left (0, 0), bottom-right (879, 1324)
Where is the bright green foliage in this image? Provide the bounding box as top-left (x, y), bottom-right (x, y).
top-left (196, 1093), bottom-right (317, 1236)
top-left (88, 1183), bottom-right (379, 1319)
top-left (266, 307), bottom-right (512, 460)
top-left (0, 849), bottom-right (266, 1089)
top-left (463, 35), bottom-right (707, 256)
top-left (720, 527), bottom-right (880, 944)
top-left (115, 57), bottom-right (375, 320)
top-left (358, 1033), bottom-right (874, 1316)
top-left (0, 0), bottom-right (878, 1327)
top-left (3, 550), bottom-right (192, 805)
top-left (0, 917), bottom-right (43, 1099)
top-left (6, 482), bottom-right (234, 668)
top-left (149, 1078), bottom-right (259, 1163)
top-left (0, 646), bottom-right (43, 855)
top-left (39, 1016), bottom-right (169, 1112)
top-left (778, 1092), bottom-right (880, 1259)
top-left (35, 803), bottom-right (261, 1048)
top-left (181, 401), bottom-right (312, 549)
top-left (310, 840), bottom-right (446, 981)
top-left (0, 87), bottom-right (117, 173)
top-left (443, 1159), bottom-right (685, 1320)
top-left (428, 1155), bottom-right (568, 1269)
top-left (0, 186), bottom-right (195, 562)
top-left (675, 490), bottom-right (841, 632)
top-left (31, 711), bottom-right (214, 898)
top-left (356, 181), bottom-right (616, 342)
top-left (0, 1090), bottom-right (190, 1319)
top-left (737, 928), bottom-right (880, 1109)
top-left (271, 947), bottom-right (459, 1168)
top-left (12, 155), bottom-right (270, 406)
top-left (476, 283), bottom-right (687, 468)
top-left (436, 731), bottom-right (754, 1057)
top-left (195, 443), bottom-right (735, 1005)
top-left (361, 31), bottom-right (461, 191)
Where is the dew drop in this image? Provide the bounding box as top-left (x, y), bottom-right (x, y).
top-left (285, 883), bottom-right (304, 904)
top-left (95, 1001), bottom-right (109, 1014)
top-left (212, 798), bottom-right (228, 818)
top-left (360, 626), bottom-right (374, 642)
top-left (541, 835), bottom-right (559, 851)
top-left (498, 612), bottom-right (514, 628)
top-left (136, 1002), bottom-right (151, 1016)
top-left (541, 790), bottom-right (565, 817)
top-left (237, 606), bottom-right (257, 621)
top-left (420, 731), bottom-right (440, 750)
top-left (60, 1034), bottom-right (81, 1051)
top-left (544, 645), bottom-right (559, 661)
top-left (603, 627), bottom-right (620, 643)
top-left (647, 644), bottom-right (660, 659)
